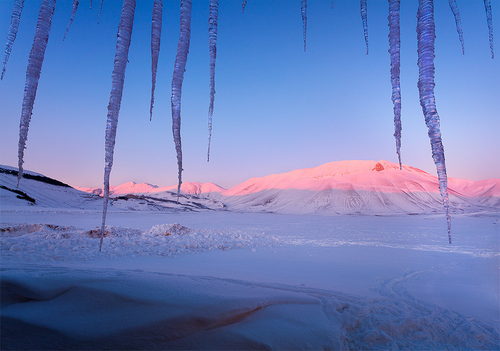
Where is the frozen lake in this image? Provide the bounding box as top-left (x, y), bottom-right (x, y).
top-left (1, 209), bottom-right (499, 349)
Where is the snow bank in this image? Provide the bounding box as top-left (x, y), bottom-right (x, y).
top-left (2, 266), bottom-right (498, 350)
top-left (0, 223), bottom-right (279, 262)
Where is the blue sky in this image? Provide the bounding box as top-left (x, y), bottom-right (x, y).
top-left (0, 0), bottom-right (498, 188)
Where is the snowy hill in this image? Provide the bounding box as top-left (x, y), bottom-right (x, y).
top-left (218, 160), bottom-right (500, 215)
top-left (0, 166), bottom-right (102, 210)
top-left (0, 166), bottom-right (226, 212)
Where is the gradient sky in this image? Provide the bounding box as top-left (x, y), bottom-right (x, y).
top-left (1, 0), bottom-right (498, 189)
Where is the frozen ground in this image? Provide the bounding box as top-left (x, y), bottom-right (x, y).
top-left (1, 209), bottom-right (499, 349)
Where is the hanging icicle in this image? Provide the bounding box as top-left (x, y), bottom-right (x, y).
top-left (16, 0), bottom-right (56, 186)
top-left (361, 0), bottom-right (369, 54)
top-left (100, 0), bottom-right (136, 252)
top-left (242, 0), bottom-right (247, 13)
top-left (150, 0), bottom-right (163, 121)
top-left (301, 0), bottom-right (307, 51)
top-left (171, 0), bottom-right (193, 197)
top-left (483, 0), bottom-right (494, 58)
top-left (448, 0), bottom-right (464, 54)
top-left (98, 0), bottom-right (104, 24)
top-left (63, 0), bottom-right (79, 41)
top-left (207, 0), bottom-right (219, 162)
top-left (417, 0), bottom-right (452, 244)
top-left (388, 0), bottom-right (402, 170)
top-left (2, 0), bottom-right (25, 80)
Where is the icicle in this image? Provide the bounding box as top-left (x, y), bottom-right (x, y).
top-left (63, 0), bottom-right (79, 41)
top-left (361, 0), bottom-right (368, 54)
top-left (2, 0), bottom-right (25, 81)
top-left (331, 1), bottom-right (334, 10)
top-left (483, 0), bottom-right (494, 58)
top-left (16, 0), bottom-right (55, 186)
top-left (417, 0), bottom-right (452, 244)
top-left (150, 0), bottom-right (163, 121)
top-left (242, 0), bottom-right (247, 13)
top-left (98, 0), bottom-right (104, 24)
top-left (448, 0), bottom-right (464, 54)
top-left (301, 0), bottom-right (307, 51)
top-left (100, 0), bottom-right (136, 252)
top-left (90, 0), bottom-right (92, 10)
top-left (207, 0), bottom-right (218, 162)
top-left (388, 0), bottom-right (402, 170)
top-left (171, 0), bottom-right (192, 198)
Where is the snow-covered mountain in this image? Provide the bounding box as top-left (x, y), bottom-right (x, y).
top-left (218, 160), bottom-right (499, 214)
top-left (2, 161), bottom-right (498, 214)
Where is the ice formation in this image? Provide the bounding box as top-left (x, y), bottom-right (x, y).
top-left (207, 0), bottom-right (219, 162)
top-left (388, 0), bottom-right (402, 170)
top-left (16, 0), bottom-right (56, 187)
top-left (483, 0), bottom-right (494, 58)
top-left (448, 0), bottom-right (464, 54)
top-left (63, 0), bottom-right (80, 41)
top-left (100, 0), bottom-right (136, 252)
top-left (1, 0), bottom-right (25, 80)
top-left (417, 0), bottom-right (452, 244)
top-left (361, 0), bottom-right (368, 54)
top-left (171, 0), bottom-right (193, 197)
top-left (301, 0), bottom-right (307, 51)
top-left (150, 0), bottom-right (163, 121)
top-left (242, 0), bottom-right (247, 13)
top-left (98, 0), bottom-right (104, 24)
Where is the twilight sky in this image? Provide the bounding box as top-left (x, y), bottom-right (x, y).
top-left (0, 0), bottom-right (498, 189)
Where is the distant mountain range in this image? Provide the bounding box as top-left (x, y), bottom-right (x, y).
top-left (2, 160), bottom-right (499, 214)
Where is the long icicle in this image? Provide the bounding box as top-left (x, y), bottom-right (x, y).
top-left (483, 0), bottom-right (494, 58)
top-left (63, 0), bottom-right (79, 41)
top-left (301, 0), bottom-right (307, 51)
top-left (361, 0), bottom-right (368, 54)
top-left (171, 0), bottom-right (192, 199)
top-left (100, 0), bottom-right (136, 252)
top-left (388, 0), bottom-right (402, 170)
top-left (448, 0), bottom-right (464, 54)
top-left (150, 0), bottom-right (163, 121)
top-left (16, 0), bottom-right (56, 186)
top-left (417, 0), bottom-right (452, 244)
top-left (242, 0), bottom-right (247, 13)
top-left (2, 0), bottom-right (25, 80)
top-left (98, 0), bottom-right (104, 24)
top-left (207, 0), bottom-right (219, 162)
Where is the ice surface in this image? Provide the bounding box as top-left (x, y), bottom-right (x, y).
top-left (448, 0), bottom-right (464, 54)
top-left (388, 0), bottom-right (402, 170)
top-left (483, 0), bottom-right (494, 58)
top-left (16, 0), bottom-right (56, 187)
top-left (1, 211), bottom-right (499, 349)
top-left (171, 0), bottom-right (193, 196)
top-left (207, 0), bottom-right (218, 162)
top-left (150, 0), bottom-right (163, 121)
top-left (101, 0), bottom-right (136, 251)
top-left (361, 0), bottom-right (368, 54)
top-left (1, 0), bottom-right (24, 80)
top-left (63, 0), bottom-right (79, 41)
top-left (417, 0), bottom-right (452, 244)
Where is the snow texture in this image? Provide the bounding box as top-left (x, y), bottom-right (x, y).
top-left (171, 0), bottom-right (193, 196)
top-left (63, 0), bottom-right (79, 42)
top-left (101, 0), bottom-right (136, 251)
top-left (484, 0), bottom-right (495, 58)
top-left (301, 0), bottom-right (307, 51)
top-left (417, 0), bottom-right (452, 244)
top-left (361, 0), bottom-right (368, 54)
top-left (242, 0), bottom-right (247, 13)
top-left (1, 0), bottom-right (24, 80)
top-left (448, 0), bottom-right (464, 54)
top-left (207, 0), bottom-right (218, 162)
top-left (150, 0), bottom-right (163, 121)
top-left (16, 0), bottom-right (56, 187)
top-left (388, 0), bottom-right (402, 171)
